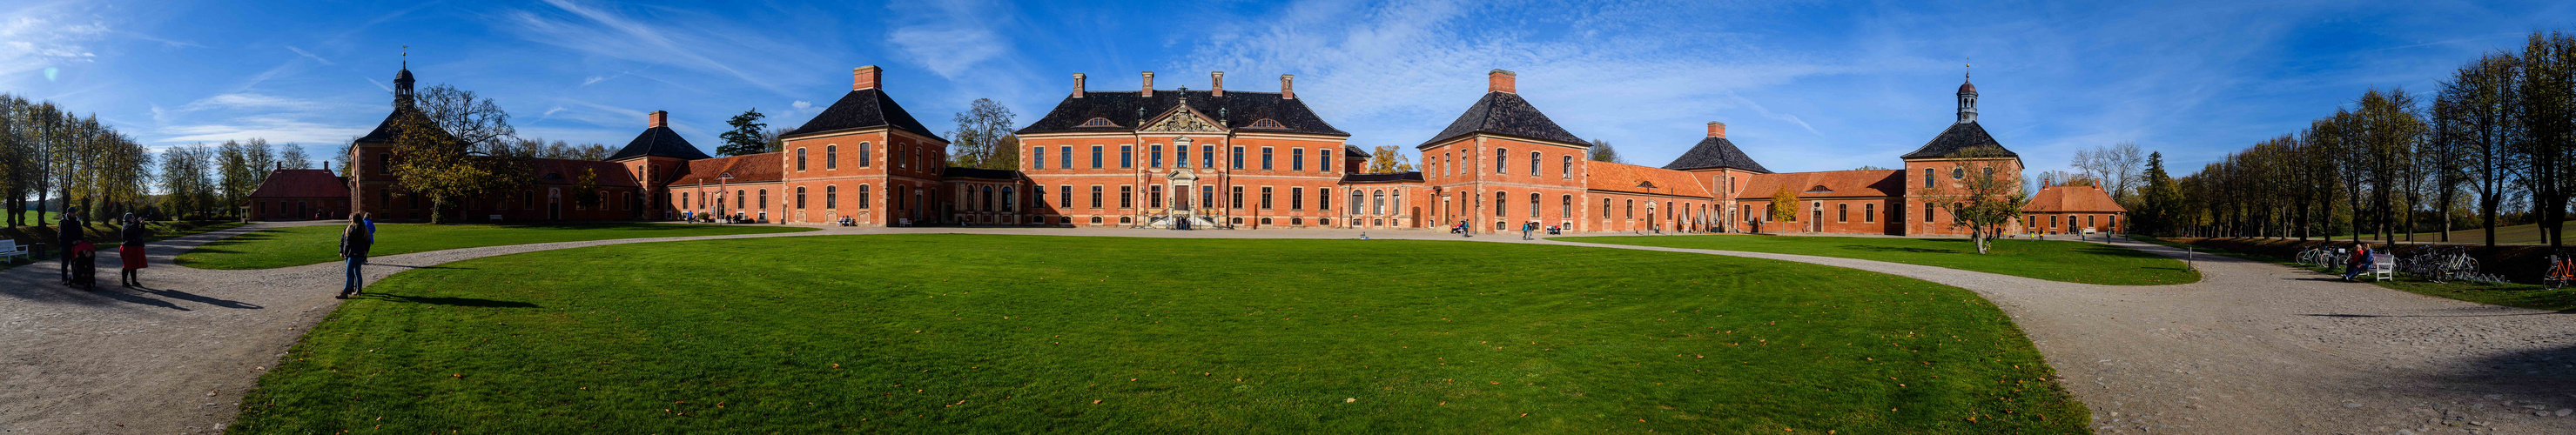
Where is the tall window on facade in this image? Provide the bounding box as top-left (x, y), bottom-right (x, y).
top-left (1923, 168), bottom-right (1934, 188)
top-left (822, 145), bottom-right (837, 170)
top-left (1201, 145), bottom-right (1215, 168)
top-left (1322, 150), bottom-right (1334, 172)
top-left (1350, 190), bottom-right (1364, 212)
top-left (1290, 187), bottom-right (1303, 210)
top-left (1260, 187), bottom-right (1275, 209)
top-left (1864, 204), bottom-right (1876, 222)
top-left (1232, 146), bottom-right (1245, 169)
top-left (1149, 185), bottom-right (1163, 208)
top-left (1261, 148), bottom-right (1275, 170)
top-left (1561, 156), bottom-right (1573, 178)
top-left (1837, 204), bottom-right (1847, 222)
top-left (1002, 188), bottom-right (1015, 211)
top-left (735, 190), bottom-right (745, 210)
top-left (1119, 185), bottom-right (1133, 209)
top-left (1091, 145), bottom-right (1104, 169)
top-left (797, 187), bottom-right (808, 209)
top-left (1624, 199), bottom-right (1634, 219)
top-left (1089, 185), bottom-right (1103, 208)
top-left (859, 184), bottom-right (872, 208)
top-left (1528, 192), bottom-right (1541, 218)
top-left (825, 185), bottom-right (837, 209)
top-left (757, 189), bottom-right (769, 210)
top-left (1232, 186), bottom-right (1245, 208)
top-left (1291, 148), bottom-right (1305, 171)
top-left (1529, 151), bottom-right (1541, 177)
top-left (1059, 146), bottom-right (1073, 169)
top-left (796, 148), bottom-right (810, 171)
top-left (1034, 147), bottom-right (1046, 170)
top-left (1120, 145), bottom-right (1134, 168)
top-left (1562, 195), bottom-right (1572, 218)
top-left (1200, 185), bottom-right (1214, 210)
top-left (898, 145), bottom-right (911, 170)
top-left (1373, 191), bottom-right (1387, 215)
top-left (1317, 188), bottom-right (1330, 211)
top-left (1056, 184), bottom-right (1070, 208)
top-left (1175, 145), bottom-right (1188, 168)
top-left (858, 143), bottom-right (873, 167)
top-left (1151, 144), bottom-right (1164, 168)
top-left (1926, 203), bottom-right (1937, 222)
top-left (1495, 191), bottom-right (1508, 217)
top-left (1391, 191), bottom-right (1402, 214)
top-left (1495, 148), bottom-right (1508, 174)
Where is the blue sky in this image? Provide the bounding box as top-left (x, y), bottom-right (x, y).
top-left (3, 0), bottom-right (2570, 177)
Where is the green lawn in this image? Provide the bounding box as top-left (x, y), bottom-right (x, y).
top-left (176, 223), bottom-right (816, 270)
top-left (232, 235), bottom-right (2087, 433)
top-left (1564, 235), bottom-right (2198, 285)
top-left (2130, 236), bottom-right (2576, 311)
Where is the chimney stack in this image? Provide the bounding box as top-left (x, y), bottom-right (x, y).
top-left (1281, 74), bottom-right (1295, 99)
top-left (649, 110), bottom-right (669, 128)
top-left (852, 65), bottom-right (882, 90)
top-left (1211, 71), bottom-right (1225, 97)
top-left (1141, 71), bottom-right (1154, 97)
top-left (1072, 73), bottom-right (1086, 98)
top-left (323, 161), bottom-right (330, 171)
top-left (1488, 69), bottom-right (1517, 94)
top-left (1706, 121), bottom-right (1726, 138)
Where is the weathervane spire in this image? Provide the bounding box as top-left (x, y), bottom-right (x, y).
top-left (1964, 57), bottom-right (1971, 81)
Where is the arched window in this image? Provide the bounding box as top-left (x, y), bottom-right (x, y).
top-left (1603, 197), bottom-right (1612, 218)
top-left (1529, 151), bottom-right (1541, 176)
top-left (1561, 156), bottom-right (1573, 178)
top-left (1837, 203), bottom-right (1848, 222)
top-left (859, 184), bottom-right (872, 208)
top-left (1002, 187), bottom-right (1015, 212)
top-left (796, 148), bottom-right (809, 171)
top-left (1864, 203), bottom-right (1876, 223)
top-left (735, 190), bottom-right (745, 210)
top-left (1528, 192), bottom-right (1540, 218)
top-left (757, 189), bottom-right (770, 210)
top-left (1350, 190), bottom-right (1365, 212)
top-left (1372, 190), bottom-right (1387, 215)
top-left (1923, 168), bottom-right (1935, 188)
top-left (825, 185), bottom-right (838, 209)
top-left (796, 187), bottom-right (808, 209)
top-left (1391, 190), bottom-right (1402, 215)
top-left (858, 143), bottom-right (873, 167)
top-left (827, 145), bottom-right (840, 170)
top-left (1624, 199), bottom-right (1634, 219)
top-left (1494, 191), bottom-right (1508, 217)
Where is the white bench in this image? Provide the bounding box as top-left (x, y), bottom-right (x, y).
top-left (2371, 253), bottom-right (2396, 282)
top-left (1, 239), bottom-right (31, 263)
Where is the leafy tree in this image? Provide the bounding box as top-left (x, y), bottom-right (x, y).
top-left (1852, 165), bottom-right (1892, 171)
top-left (1366, 145), bottom-right (1415, 173)
top-left (2136, 151), bottom-right (2177, 235)
top-left (1767, 186), bottom-right (1798, 223)
top-left (1917, 150), bottom-right (2025, 254)
top-left (2514, 30), bottom-right (2575, 248)
top-left (1587, 139), bottom-right (1623, 164)
top-left (717, 110), bottom-right (768, 157)
top-left (387, 85), bottom-right (528, 224)
top-left (946, 98), bottom-right (1018, 170)
top-left (2446, 52), bottom-right (2524, 247)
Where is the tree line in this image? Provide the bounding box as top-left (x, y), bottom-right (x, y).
top-left (3, 94), bottom-right (156, 226)
top-left (2129, 30), bottom-right (2576, 249)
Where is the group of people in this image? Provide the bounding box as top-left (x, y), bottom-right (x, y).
top-left (53, 207), bottom-right (155, 289)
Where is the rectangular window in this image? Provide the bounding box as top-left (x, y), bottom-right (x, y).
top-left (1260, 187), bottom-right (1274, 210)
top-left (1290, 187), bottom-right (1304, 210)
top-left (1201, 185), bottom-right (1214, 211)
top-left (1151, 144), bottom-right (1164, 168)
top-left (1060, 184), bottom-right (1073, 209)
top-left (1120, 145), bottom-right (1133, 169)
top-left (1059, 145), bottom-right (1073, 169)
top-left (1120, 185), bottom-right (1133, 209)
top-left (1090, 185), bottom-right (1104, 208)
top-left (1864, 204), bottom-right (1877, 223)
top-left (1149, 185), bottom-right (1163, 208)
top-left (1231, 186), bottom-right (1245, 208)
top-left (1232, 146), bottom-right (1245, 169)
top-left (1924, 168), bottom-right (1935, 188)
top-left (1927, 203), bottom-right (1937, 222)
top-left (1034, 147), bottom-right (1046, 170)
top-left (1838, 204), bottom-right (1848, 223)
top-left (1292, 148), bottom-right (1306, 171)
top-left (1322, 150), bottom-right (1335, 173)
top-left (1261, 147), bottom-right (1275, 171)
top-left (1091, 145), bottom-right (1104, 169)
top-left (1319, 188), bottom-right (1330, 211)
top-left (1201, 145), bottom-right (1215, 168)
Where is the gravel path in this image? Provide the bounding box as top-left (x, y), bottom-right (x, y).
top-left (3, 225), bottom-right (2571, 434)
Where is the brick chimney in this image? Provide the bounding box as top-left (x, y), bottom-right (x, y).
top-left (1072, 73), bottom-right (1086, 98)
top-left (1211, 71), bottom-right (1225, 97)
top-left (1706, 121), bottom-right (1726, 138)
top-left (1281, 74), bottom-right (1295, 99)
top-left (1141, 71), bottom-right (1154, 97)
top-left (323, 161), bottom-right (330, 171)
top-left (649, 110), bottom-right (669, 128)
top-left (1489, 69), bottom-right (1517, 93)
top-left (852, 65), bottom-right (882, 90)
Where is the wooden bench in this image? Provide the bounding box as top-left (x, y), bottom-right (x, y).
top-left (1, 239), bottom-right (33, 263)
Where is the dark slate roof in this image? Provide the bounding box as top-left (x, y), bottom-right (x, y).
top-left (245, 169), bottom-right (348, 198)
top-left (1339, 171), bottom-right (1425, 183)
top-left (942, 166), bottom-right (1021, 180)
top-left (352, 106), bottom-right (454, 144)
top-left (1017, 90), bottom-right (1348, 137)
top-left (1416, 91), bottom-right (1584, 148)
top-left (1661, 136), bottom-right (1772, 173)
top-left (780, 89), bottom-right (945, 142)
top-left (607, 126), bottom-right (713, 161)
top-left (1343, 145), bottom-right (1371, 158)
top-left (1900, 121), bottom-right (2019, 159)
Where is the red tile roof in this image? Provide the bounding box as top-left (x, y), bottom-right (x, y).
top-left (1585, 161), bottom-right (1712, 197)
top-left (2025, 184), bottom-right (2127, 212)
top-left (671, 152), bottom-right (783, 186)
top-left (1736, 170), bottom-right (1905, 199)
top-left (245, 169), bottom-right (348, 198)
top-left (529, 158), bottom-right (642, 187)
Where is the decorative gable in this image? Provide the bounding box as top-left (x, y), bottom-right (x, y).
top-left (1141, 105), bottom-right (1225, 133)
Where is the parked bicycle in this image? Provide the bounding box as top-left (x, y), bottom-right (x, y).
top-left (2548, 254), bottom-right (2576, 290)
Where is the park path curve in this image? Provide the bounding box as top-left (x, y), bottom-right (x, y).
top-left (3, 224), bottom-right (2572, 434)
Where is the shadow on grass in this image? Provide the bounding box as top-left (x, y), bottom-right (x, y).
top-left (359, 293), bottom-right (537, 308)
top-left (1836, 244), bottom-right (1959, 254)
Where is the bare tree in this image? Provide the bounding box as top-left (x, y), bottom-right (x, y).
top-left (1587, 139), bottom-right (1624, 164)
top-left (2448, 52), bottom-right (2525, 247)
top-left (1918, 150), bottom-right (2026, 253)
top-left (2072, 142), bottom-right (2146, 205)
top-left (946, 98), bottom-right (1017, 170)
top-left (2514, 30), bottom-right (2576, 248)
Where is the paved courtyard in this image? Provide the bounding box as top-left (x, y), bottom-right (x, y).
top-left (4, 223), bottom-right (2573, 433)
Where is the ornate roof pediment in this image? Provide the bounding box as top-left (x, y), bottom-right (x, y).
top-left (1140, 104), bottom-right (1227, 133)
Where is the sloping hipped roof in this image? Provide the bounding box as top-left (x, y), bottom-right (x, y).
top-left (1585, 161), bottom-right (1712, 197)
top-left (1662, 136), bottom-right (1771, 173)
top-left (607, 126), bottom-right (713, 161)
top-left (246, 169), bottom-right (348, 198)
top-left (528, 158), bottom-right (642, 188)
top-left (1901, 121), bottom-right (2017, 160)
top-left (2025, 184), bottom-right (2129, 213)
top-left (1018, 90), bottom-right (1348, 137)
top-left (1736, 170), bottom-right (1907, 200)
top-left (781, 89), bottom-right (946, 142)
top-left (670, 153), bottom-right (784, 186)
top-left (1418, 91), bottom-right (1584, 148)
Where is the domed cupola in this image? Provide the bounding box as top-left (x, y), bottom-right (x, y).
top-left (1955, 67), bottom-right (1978, 124)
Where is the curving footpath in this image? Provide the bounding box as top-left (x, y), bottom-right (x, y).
top-left (3, 224), bottom-right (2572, 434)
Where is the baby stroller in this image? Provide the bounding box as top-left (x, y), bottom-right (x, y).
top-left (66, 241), bottom-right (98, 291)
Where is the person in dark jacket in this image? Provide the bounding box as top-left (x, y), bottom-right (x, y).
top-left (57, 207), bottom-right (82, 284)
top-left (118, 213), bottom-right (150, 287)
top-left (339, 213), bottom-right (373, 298)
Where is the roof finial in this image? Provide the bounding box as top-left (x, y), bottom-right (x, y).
top-left (1964, 57), bottom-right (1971, 81)
top-left (402, 45), bottom-right (409, 69)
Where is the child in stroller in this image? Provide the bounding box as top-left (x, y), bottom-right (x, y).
top-left (67, 240), bottom-right (98, 290)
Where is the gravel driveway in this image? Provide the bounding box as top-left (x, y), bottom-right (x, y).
top-left (4, 225), bottom-right (2571, 434)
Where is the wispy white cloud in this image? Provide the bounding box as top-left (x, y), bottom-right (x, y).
top-left (286, 45), bottom-right (333, 64)
top-left (494, 0), bottom-right (820, 97)
top-left (152, 115), bottom-right (370, 146)
top-left (177, 92), bottom-right (326, 112)
top-left (0, 3), bottom-right (110, 81)
top-left (885, 0), bottom-right (1011, 81)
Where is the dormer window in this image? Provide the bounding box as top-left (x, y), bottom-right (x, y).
top-left (1248, 118), bottom-right (1283, 129)
top-left (1806, 185), bottom-right (1833, 193)
top-left (1079, 117), bottom-right (1119, 128)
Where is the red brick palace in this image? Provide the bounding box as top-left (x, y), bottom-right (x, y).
top-left (254, 62), bottom-right (2128, 236)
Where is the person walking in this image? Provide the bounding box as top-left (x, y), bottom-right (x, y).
top-left (1521, 221), bottom-right (1536, 240)
top-left (118, 213), bottom-right (150, 287)
top-left (2342, 244), bottom-right (2374, 282)
top-left (339, 213), bottom-right (373, 298)
top-left (57, 207), bottom-right (83, 284)
top-left (362, 212), bottom-right (376, 237)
